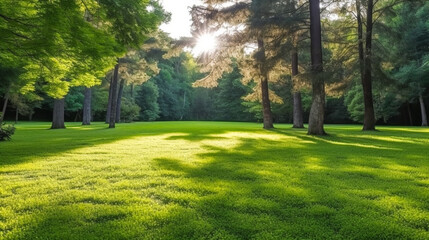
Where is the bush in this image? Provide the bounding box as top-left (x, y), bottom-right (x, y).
top-left (120, 99), bottom-right (141, 123)
top-left (0, 123), bottom-right (16, 141)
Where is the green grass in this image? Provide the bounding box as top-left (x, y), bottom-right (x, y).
top-left (1, 121), bottom-right (429, 240)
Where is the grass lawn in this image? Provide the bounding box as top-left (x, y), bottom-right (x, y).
top-left (0, 121), bottom-right (428, 239)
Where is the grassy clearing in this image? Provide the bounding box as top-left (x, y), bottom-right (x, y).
top-left (0, 121), bottom-right (428, 239)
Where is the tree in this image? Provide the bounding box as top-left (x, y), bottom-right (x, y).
top-left (388, 2), bottom-right (429, 126)
top-left (307, 0), bottom-right (326, 135)
top-left (292, 48), bottom-right (304, 128)
top-left (82, 87), bottom-right (92, 125)
top-left (136, 80), bottom-right (160, 121)
top-left (190, 0), bottom-right (307, 129)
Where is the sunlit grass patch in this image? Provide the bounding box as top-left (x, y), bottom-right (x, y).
top-left (0, 122), bottom-right (428, 239)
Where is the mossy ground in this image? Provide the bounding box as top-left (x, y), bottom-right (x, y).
top-left (1, 122), bottom-right (428, 239)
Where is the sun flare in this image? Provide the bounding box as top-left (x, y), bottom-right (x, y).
top-left (193, 33), bottom-right (218, 55)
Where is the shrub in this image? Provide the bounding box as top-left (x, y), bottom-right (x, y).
top-left (0, 123), bottom-right (16, 141)
top-left (120, 99), bottom-right (141, 123)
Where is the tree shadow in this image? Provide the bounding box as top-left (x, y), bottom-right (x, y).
top-left (2, 123), bottom-right (429, 239)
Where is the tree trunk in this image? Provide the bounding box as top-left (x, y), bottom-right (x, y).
top-left (419, 95), bottom-right (427, 126)
top-left (307, 0), bottom-right (325, 135)
top-left (293, 92), bottom-right (304, 128)
top-left (74, 111), bottom-right (80, 122)
top-left (0, 95), bottom-right (8, 125)
top-left (356, 0), bottom-right (364, 78)
top-left (106, 75), bottom-right (114, 123)
top-left (82, 87), bottom-right (92, 125)
top-left (15, 108), bottom-right (18, 124)
top-left (407, 102), bottom-right (413, 126)
top-left (115, 78), bottom-right (125, 123)
top-left (109, 63), bottom-right (119, 128)
top-left (291, 49), bottom-right (304, 128)
top-left (362, 0), bottom-right (376, 131)
top-left (257, 38), bottom-right (273, 129)
top-left (51, 98), bottom-right (65, 129)
top-left (29, 112), bottom-right (33, 121)
top-left (130, 83), bottom-right (134, 98)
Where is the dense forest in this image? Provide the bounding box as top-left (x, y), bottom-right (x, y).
top-left (1, 0), bottom-right (428, 132)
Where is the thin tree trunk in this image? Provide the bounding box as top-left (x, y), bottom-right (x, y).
top-left (15, 108), bottom-right (18, 124)
top-left (109, 63), bottom-right (119, 128)
top-left (362, 0), bottom-right (376, 131)
top-left (130, 83), bottom-right (134, 98)
top-left (82, 87), bottom-right (92, 125)
top-left (356, 0), bottom-right (364, 78)
top-left (419, 95), bottom-right (427, 126)
top-left (0, 95), bottom-right (8, 125)
top-left (180, 91), bottom-right (186, 120)
top-left (257, 38), bottom-right (273, 129)
top-left (307, 0), bottom-right (326, 135)
top-left (51, 98), bottom-right (65, 129)
top-left (74, 111), bottom-right (80, 122)
top-left (29, 112), bottom-right (33, 121)
top-left (115, 78), bottom-right (125, 123)
top-left (106, 75), bottom-right (114, 123)
top-left (407, 101), bottom-right (413, 126)
top-left (291, 49), bottom-right (304, 128)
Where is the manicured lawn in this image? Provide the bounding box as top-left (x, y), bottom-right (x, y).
top-left (0, 121), bottom-right (428, 239)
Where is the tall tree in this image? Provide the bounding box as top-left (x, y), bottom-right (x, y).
top-left (292, 48), bottom-right (304, 128)
top-left (82, 87), bottom-right (92, 125)
top-left (361, 0), bottom-right (376, 130)
top-left (190, 0), bottom-right (307, 129)
top-left (109, 64), bottom-right (120, 128)
top-left (307, 0), bottom-right (326, 135)
top-left (51, 98), bottom-right (65, 129)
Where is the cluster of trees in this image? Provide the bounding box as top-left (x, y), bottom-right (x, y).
top-left (186, 0), bottom-right (429, 134)
top-left (1, 0), bottom-right (428, 136)
top-left (0, 0), bottom-right (167, 128)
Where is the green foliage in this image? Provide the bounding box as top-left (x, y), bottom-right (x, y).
top-left (1, 122), bottom-right (429, 239)
top-left (120, 98), bottom-right (140, 123)
top-left (0, 0), bottom-right (167, 100)
top-left (65, 87), bottom-right (84, 112)
top-left (214, 66), bottom-right (254, 122)
top-left (345, 84), bottom-right (401, 123)
top-left (0, 123), bottom-right (15, 141)
top-left (344, 85), bottom-right (365, 123)
top-left (384, 2), bottom-right (429, 101)
top-left (136, 80), bottom-right (160, 121)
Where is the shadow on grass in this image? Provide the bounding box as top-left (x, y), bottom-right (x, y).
top-left (0, 122), bottom-right (258, 167)
top-left (146, 132), bottom-right (429, 239)
top-left (3, 122), bottom-right (429, 239)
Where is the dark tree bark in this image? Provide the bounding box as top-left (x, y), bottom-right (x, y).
top-left (105, 75), bottom-right (114, 123)
top-left (362, 0), bottom-right (376, 131)
top-left (109, 63), bottom-right (119, 128)
top-left (74, 111), bottom-right (80, 122)
top-left (82, 87), bottom-right (92, 125)
top-left (0, 95), bottom-right (8, 125)
top-left (15, 108), bottom-right (18, 124)
top-left (51, 98), bottom-right (65, 129)
top-left (419, 95), bottom-right (428, 126)
top-left (407, 102), bottom-right (413, 126)
top-left (257, 38), bottom-right (274, 129)
top-left (130, 83), bottom-right (134, 98)
top-left (291, 49), bottom-right (304, 128)
top-left (115, 78), bottom-right (125, 123)
top-left (356, 0), bottom-right (364, 78)
top-left (307, 0), bottom-right (326, 135)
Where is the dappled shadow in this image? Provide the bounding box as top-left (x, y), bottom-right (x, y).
top-left (2, 123), bottom-right (429, 239)
top-left (148, 129), bottom-right (429, 239)
top-left (0, 121), bottom-right (252, 166)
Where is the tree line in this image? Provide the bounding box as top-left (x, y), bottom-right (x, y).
top-left (1, 0), bottom-right (428, 137)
